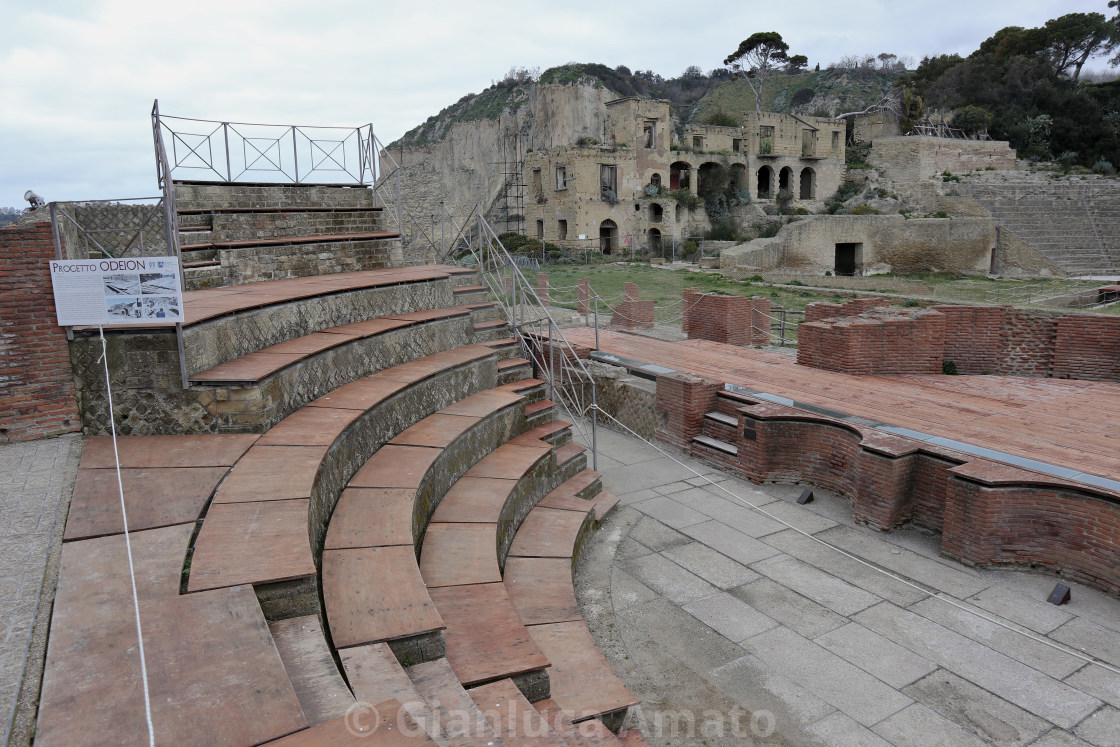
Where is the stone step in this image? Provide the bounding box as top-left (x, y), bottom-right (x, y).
top-left (692, 435), bottom-right (738, 456)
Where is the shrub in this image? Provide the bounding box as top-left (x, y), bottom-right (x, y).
top-left (669, 189), bottom-right (702, 211)
top-left (930, 210), bottom-right (949, 218)
top-left (941, 171), bottom-right (960, 183)
top-left (704, 110), bottom-right (739, 127)
top-left (575, 136), bottom-right (600, 147)
top-left (942, 359), bottom-right (958, 375)
top-left (601, 189), bottom-right (618, 205)
top-left (851, 205), bottom-right (881, 215)
top-left (902, 299), bottom-right (920, 307)
top-left (1092, 158), bottom-right (1117, 175)
top-left (758, 137), bottom-right (772, 155)
top-left (757, 222), bottom-right (781, 238)
top-left (704, 220), bottom-right (739, 241)
top-left (681, 240), bottom-right (700, 261)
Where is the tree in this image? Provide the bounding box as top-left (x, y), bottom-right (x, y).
top-left (681, 65), bottom-right (704, 79)
top-left (787, 54), bottom-right (809, 72)
top-left (724, 32), bottom-right (791, 112)
top-left (877, 53), bottom-right (898, 70)
top-left (952, 105), bottom-right (992, 136)
top-left (1042, 12), bottom-right (1118, 80)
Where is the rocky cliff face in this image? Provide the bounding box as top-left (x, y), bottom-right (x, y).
top-left (379, 82), bottom-right (616, 260)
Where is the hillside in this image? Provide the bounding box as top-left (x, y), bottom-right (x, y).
top-left (691, 68), bottom-right (902, 122)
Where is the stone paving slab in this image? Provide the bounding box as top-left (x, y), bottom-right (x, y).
top-left (0, 434), bottom-right (81, 746)
top-left (569, 421), bottom-right (1120, 746)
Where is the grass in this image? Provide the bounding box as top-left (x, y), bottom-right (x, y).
top-left (535, 264), bottom-right (849, 343)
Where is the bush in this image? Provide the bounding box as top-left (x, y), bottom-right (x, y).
top-left (902, 299), bottom-right (920, 307)
top-left (575, 136), bottom-right (600, 147)
top-left (669, 189), bottom-right (702, 211)
top-left (759, 137), bottom-right (772, 155)
top-left (1092, 158), bottom-right (1117, 175)
top-left (930, 210), bottom-right (949, 218)
top-left (704, 110), bottom-right (738, 127)
top-left (851, 205), bottom-right (882, 215)
top-left (757, 222), bottom-right (781, 238)
top-left (941, 170), bottom-right (960, 183)
top-left (704, 220), bottom-right (739, 241)
top-left (942, 359), bottom-right (958, 375)
top-left (681, 240), bottom-right (699, 261)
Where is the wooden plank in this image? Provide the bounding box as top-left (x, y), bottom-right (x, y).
top-left (340, 643), bottom-right (429, 714)
top-left (590, 491), bottom-right (621, 522)
top-left (80, 433), bottom-right (257, 469)
top-left (466, 443), bottom-right (551, 480)
top-left (428, 583), bottom-right (550, 686)
top-left (439, 389), bottom-right (524, 417)
top-left (504, 557), bottom-right (582, 626)
top-left (269, 615), bottom-right (356, 725)
top-left (215, 445), bottom-right (328, 503)
top-left (264, 699), bottom-right (438, 745)
top-left (429, 477), bottom-right (514, 524)
top-left (323, 547), bottom-right (444, 648)
top-left (189, 352), bottom-right (306, 382)
top-left (407, 658), bottom-right (506, 746)
top-left (308, 375), bottom-right (410, 411)
top-left (533, 699), bottom-right (624, 746)
top-left (508, 508), bottom-right (591, 560)
top-left (468, 679), bottom-right (566, 746)
top-left (38, 578), bottom-right (306, 746)
top-left (257, 407), bottom-right (360, 446)
top-left (350, 446), bottom-right (442, 490)
top-left (64, 466), bottom-right (226, 541)
top-left (528, 622), bottom-right (639, 722)
top-left (187, 498), bottom-right (315, 591)
top-left (325, 488), bottom-right (415, 549)
top-left (420, 523), bottom-right (501, 587)
top-left (390, 414), bottom-right (480, 449)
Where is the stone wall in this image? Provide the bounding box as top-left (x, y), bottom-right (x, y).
top-left (0, 222), bottom-right (80, 441)
top-left (870, 136), bottom-right (1017, 183)
top-left (720, 214), bottom-right (1055, 277)
top-left (53, 203), bottom-right (170, 259)
top-left (210, 237), bottom-right (397, 286)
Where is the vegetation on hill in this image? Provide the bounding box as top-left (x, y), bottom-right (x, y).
top-left (904, 11), bottom-right (1120, 168)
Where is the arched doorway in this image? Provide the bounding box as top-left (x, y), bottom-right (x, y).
top-left (757, 166), bottom-right (774, 199)
top-left (650, 203), bottom-right (663, 223)
top-left (779, 167), bottom-right (794, 195)
top-left (600, 219), bottom-right (618, 254)
top-left (697, 162), bottom-right (726, 198)
top-left (800, 168), bottom-right (816, 199)
top-left (670, 161), bottom-right (691, 191)
top-left (647, 228), bottom-right (662, 257)
top-left (730, 163), bottom-right (748, 191)
top-left (650, 173), bottom-right (662, 188)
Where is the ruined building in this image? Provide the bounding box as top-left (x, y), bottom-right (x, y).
top-left (523, 97), bottom-right (845, 254)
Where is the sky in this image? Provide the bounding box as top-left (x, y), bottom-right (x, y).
top-left (0, 0), bottom-right (1113, 207)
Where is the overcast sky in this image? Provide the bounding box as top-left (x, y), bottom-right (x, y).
top-left (0, 0), bottom-right (1112, 207)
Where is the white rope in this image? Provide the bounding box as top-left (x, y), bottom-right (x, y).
top-left (99, 327), bottom-right (156, 745)
top-left (582, 403), bottom-right (1120, 677)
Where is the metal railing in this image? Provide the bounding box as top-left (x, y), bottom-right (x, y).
top-left (466, 211), bottom-right (599, 469)
top-left (151, 100), bottom-right (402, 232)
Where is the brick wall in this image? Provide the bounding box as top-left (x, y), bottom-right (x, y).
top-left (654, 373), bottom-right (718, 448)
top-left (0, 222), bottom-right (80, 441)
top-left (797, 307), bottom-right (945, 375)
top-left (610, 282), bottom-right (654, 329)
top-left (801, 301), bottom-right (1120, 383)
top-left (682, 291), bottom-right (773, 345)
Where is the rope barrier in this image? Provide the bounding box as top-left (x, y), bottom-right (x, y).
top-left (99, 327), bottom-right (156, 746)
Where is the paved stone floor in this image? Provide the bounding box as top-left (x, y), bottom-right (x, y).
top-left (574, 425), bottom-right (1120, 747)
top-left (0, 434), bottom-right (81, 744)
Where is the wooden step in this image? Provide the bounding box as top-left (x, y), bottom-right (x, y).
top-left (508, 507), bottom-right (593, 560)
top-left (185, 230), bottom-right (400, 251)
top-left (555, 442), bottom-right (586, 468)
top-left (497, 357), bottom-right (531, 372)
top-left (511, 419), bottom-right (571, 446)
top-left (475, 319), bottom-right (509, 332)
top-left (340, 642), bottom-right (442, 739)
top-left (178, 205), bottom-right (386, 215)
top-left (183, 259), bottom-right (220, 269)
top-left (533, 699), bottom-right (625, 746)
top-left (528, 622), bottom-right (639, 724)
top-left (468, 679), bottom-right (567, 746)
top-left (322, 546), bottom-right (445, 649)
top-left (420, 523), bottom-right (502, 587)
top-left (408, 658), bottom-right (508, 745)
top-left (452, 284), bottom-right (487, 295)
top-left (481, 336), bottom-right (518, 349)
top-left (589, 490), bottom-right (620, 522)
top-left (267, 699), bottom-right (438, 745)
top-left (496, 377), bottom-right (544, 395)
top-left (504, 557), bottom-right (583, 626)
top-left (524, 399), bottom-right (554, 419)
top-left (268, 615), bottom-right (356, 725)
top-left (427, 583), bottom-right (551, 687)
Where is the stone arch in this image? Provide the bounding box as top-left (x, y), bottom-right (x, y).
top-left (650, 173), bottom-right (662, 188)
top-left (600, 219), bottom-right (618, 254)
top-left (697, 162), bottom-right (726, 198)
top-left (647, 227), bottom-right (662, 256)
top-left (779, 166), bottom-right (794, 195)
top-left (650, 203), bottom-right (663, 223)
top-left (730, 163), bottom-right (748, 191)
top-left (800, 167), bottom-right (816, 200)
top-left (670, 161), bottom-right (691, 191)
top-left (756, 165), bottom-right (774, 199)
